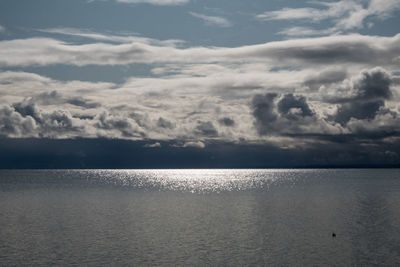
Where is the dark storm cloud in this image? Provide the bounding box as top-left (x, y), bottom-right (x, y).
top-left (330, 67), bottom-right (393, 125)
top-left (277, 94), bottom-right (314, 120)
top-left (333, 100), bottom-right (385, 125)
top-left (350, 67), bottom-right (392, 101)
top-left (218, 117), bottom-right (235, 127)
top-left (243, 67), bottom-right (400, 146)
top-left (327, 67), bottom-right (392, 103)
top-left (251, 93), bottom-right (317, 135)
top-left (251, 93), bottom-right (278, 135)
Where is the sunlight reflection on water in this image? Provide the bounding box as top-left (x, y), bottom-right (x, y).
top-left (79, 169), bottom-right (308, 193)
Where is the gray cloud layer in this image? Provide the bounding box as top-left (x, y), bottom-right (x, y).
top-left (0, 34), bottom-right (399, 68)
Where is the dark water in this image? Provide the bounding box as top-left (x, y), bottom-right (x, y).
top-left (1, 169), bottom-right (400, 266)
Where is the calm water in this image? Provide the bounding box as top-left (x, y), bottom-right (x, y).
top-left (1, 169), bottom-right (400, 266)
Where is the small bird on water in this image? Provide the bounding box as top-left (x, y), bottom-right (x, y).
top-left (332, 232), bottom-right (336, 238)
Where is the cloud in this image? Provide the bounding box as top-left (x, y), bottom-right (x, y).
top-left (251, 93), bottom-right (278, 135)
top-left (257, 0), bottom-right (400, 36)
top-left (144, 142), bottom-right (161, 148)
top-left (0, 25), bottom-right (4, 32)
top-left (0, 34), bottom-right (399, 154)
top-left (256, 2), bottom-right (360, 22)
top-left (328, 67), bottom-right (393, 124)
top-left (277, 94), bottom-right (314, 120)
top-left (303, 68), bottom-right (348, 91)
top-left (277, 27), bottom-right (339, 37)
top-left (0, 34), bottom-right (399, 68)
top-left (323, 67), bottom-right (392, 102)
top-left (0, 105), bottom-right (37, 138)
top-left (183, 141), bottom-right (206, 149)
top-left (1, 101), bottom-right (87, 138)
top-left (334, 100), bottom-right (385, 125)
top-left (0, 3), bottom-right (399, 168)
top-left (30, 90), bottom-right (100, 109)
top-left (351, 67), bottom-right (392, 100)
top-left (157, 117), bottom-right (175, 129)
top-left (95, 111), bottom-right (146, 138)
top-left (38, 27), bottom-right (184, 46)
top-left (195, 121), bottom-right (218, 137)
top-left (251, 92), bottom-right (342, 139)
top-left (0, 66), bottom-right (399, 155)
top-left (189, 12), bottom-right (232, 27)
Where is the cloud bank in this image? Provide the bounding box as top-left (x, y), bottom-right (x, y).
top-left (0, 34), bottom-right (399, 67)
top-left (0, 30), bottom-right (399, 165)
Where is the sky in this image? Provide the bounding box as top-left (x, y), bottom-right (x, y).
top-left (1, 0), bottom-right (400, 168)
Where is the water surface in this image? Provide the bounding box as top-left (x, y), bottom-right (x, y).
top-left (1, 169), bottom-right (400, 266)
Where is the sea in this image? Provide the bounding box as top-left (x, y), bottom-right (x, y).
top-left (1, 169), bottom-right (400, 266)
